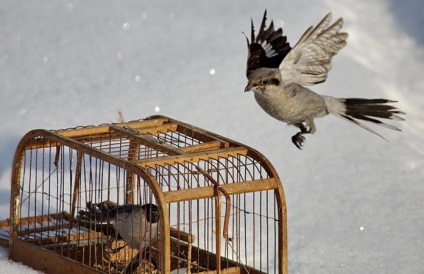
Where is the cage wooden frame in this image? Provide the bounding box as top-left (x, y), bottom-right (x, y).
top-left (8, 115), bottom-right (288, 274)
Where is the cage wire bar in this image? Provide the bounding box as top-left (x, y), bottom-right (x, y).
top-left (7, 115), bottom-right (288, 274)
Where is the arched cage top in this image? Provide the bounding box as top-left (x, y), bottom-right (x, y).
top-left (7, 115), bottom-right (288, 274)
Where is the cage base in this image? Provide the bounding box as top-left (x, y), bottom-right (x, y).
top-left (10, 239), bottom-right (101, 274)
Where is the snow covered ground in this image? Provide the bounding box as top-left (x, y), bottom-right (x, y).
top-left (1, 0), bottom-right (423, 273)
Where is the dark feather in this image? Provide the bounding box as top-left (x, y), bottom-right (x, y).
top-left (344, 98), bottom-right (405, 120)
top-left (246, 10), bottom-right (292, 77)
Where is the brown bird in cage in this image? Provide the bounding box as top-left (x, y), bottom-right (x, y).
top-left (79, 201), bottom-right (160, 273)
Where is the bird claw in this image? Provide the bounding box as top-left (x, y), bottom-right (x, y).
top-left (292, 133), bottom-right (306, 149)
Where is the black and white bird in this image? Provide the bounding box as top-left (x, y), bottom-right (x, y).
top-left (244, 11), bottom-right (405, 149)
top-left (79, 201), bottom-right (160, 273)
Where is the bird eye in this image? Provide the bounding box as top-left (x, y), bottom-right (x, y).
top-left (269, 78), bottom-right (280, 85)
top-left (262, 79), bottom-right (269, 85)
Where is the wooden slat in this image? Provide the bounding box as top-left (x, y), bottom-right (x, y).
top-left (200, 267), bottom-right (244, 274)
top-left (110, 124), bottom-right (185, 156)
top-left (12, 213), bottom-right (69, 226)
top-left (163, 178), bottom-right (277, 203)
top-left (67, 132), bottom-right (120, 144)
top-left (132, 123), bottom-right (178, 134)
top-left (23, 132), bottom-right (118, 150)
top-left (57, 118), bottom-right (168, 138)
top-left (10, 239), bottom-right (101, 274)
top-left (18, 224), bottom-right (64, 237)
top-left (57, 125), bottom-right (111, 138)
top-left (137, 147), bottom-right (248, 168)
top-left (0, 219), bottom-right (9, 227)
top-left (176, 124), bottom-right (230, 148)
top-left (169, 227), bottom-right (195, 244)
top-left (70, 152), bottom-right (83, 227)
top-left (27, 231), bottom-right (103, 245)
top-left (180, 140), bottom-right (223, 153)
top-left (0, 238), bottom-right (8, 248)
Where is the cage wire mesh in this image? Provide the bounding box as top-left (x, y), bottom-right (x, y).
top-left (7, 116), bottom-right (287, 274)
top-left (16, 142), bottom-right (159, 273)
top-left (148, 156), bottom-right (279, 273)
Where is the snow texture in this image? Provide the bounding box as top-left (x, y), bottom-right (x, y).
top-left (0, 0), bottom-right (423, 273)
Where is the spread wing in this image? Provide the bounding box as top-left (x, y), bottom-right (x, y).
top-left (245, 10), bottom-right (292, 78)
top-left (279, 13), bottom-right (348, 86)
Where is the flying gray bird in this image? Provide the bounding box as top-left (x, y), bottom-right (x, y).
top-left (79, 201), bottom-right (160, 273)
top-left (244, 11), bottom-right (405, 149)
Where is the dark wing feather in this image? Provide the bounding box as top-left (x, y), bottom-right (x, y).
top-left (245, 10), bottom-right (292, 77)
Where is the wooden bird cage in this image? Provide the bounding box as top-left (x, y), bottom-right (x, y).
top-left (6, 115), bottom-right (288, 274)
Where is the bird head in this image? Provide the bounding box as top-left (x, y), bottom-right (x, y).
top-left (141, 203), bottom-right (160, 223)
top-left (245, 68), bottom-right (281, 94)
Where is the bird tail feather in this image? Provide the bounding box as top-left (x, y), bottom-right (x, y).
top-left (78, 201), bottom-right (117, 223)
top-left (324, 96), bottom-right (405, 139)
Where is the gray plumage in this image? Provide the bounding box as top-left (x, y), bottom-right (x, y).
top-left (79, 202), bottom-right (160, 273)
top-left (109, 203), bottom-right (159, 250)
top-left (244, 11), bottom-right (405, 149)
top-left (80, 202), bottom-right (160, 251)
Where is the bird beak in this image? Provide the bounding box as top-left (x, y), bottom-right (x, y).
top-left (244, 83), bottom-right (252, 92)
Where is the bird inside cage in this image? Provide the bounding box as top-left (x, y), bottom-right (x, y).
top-left (78, 201), bottom-right (160, 273)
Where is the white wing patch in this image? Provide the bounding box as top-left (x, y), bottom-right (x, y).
top-left (279, 13), bottom-right (348, 86)
top-left (261, 41), bottom-right (278, 58)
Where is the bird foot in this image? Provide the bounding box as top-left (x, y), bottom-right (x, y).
top-left (108, 244), bottom-right (127, 254)
top-left (292, 133), bottom-right (306, 149)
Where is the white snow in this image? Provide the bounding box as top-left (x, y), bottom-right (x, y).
top-left (0, 0), bottom-right (423, 273)
top-left (0, 247), bottom-right (43, 274)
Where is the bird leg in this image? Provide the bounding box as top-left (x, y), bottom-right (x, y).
top-left (108, 242), bottom-right (127, 254)
top-left (292, 124), bottom-right (310, 149)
